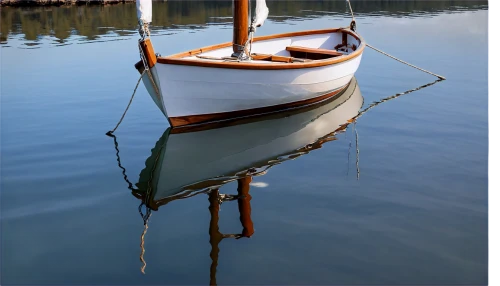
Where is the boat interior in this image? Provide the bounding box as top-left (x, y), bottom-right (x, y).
top-left (134, 29), bottom-right (363, 72)
top-left (164, 28), bottom-right (362, 64)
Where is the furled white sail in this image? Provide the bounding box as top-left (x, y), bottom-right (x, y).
top-left (136, 0), bottom-right (152, 23)
top-left (253, 0), bottom-right (269, 27)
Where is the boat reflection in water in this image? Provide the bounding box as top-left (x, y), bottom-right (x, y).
top-left (116, 77), bottom-right (364, 281)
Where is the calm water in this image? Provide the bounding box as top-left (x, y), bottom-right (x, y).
top-left (0, 1), bottom-right (488, 285)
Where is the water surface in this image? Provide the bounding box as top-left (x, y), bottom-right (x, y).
top-left (0, 1), bottom-right (488, 285)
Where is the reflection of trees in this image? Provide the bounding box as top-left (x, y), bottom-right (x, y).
top-left (0, 1), bottom-right (488, 44)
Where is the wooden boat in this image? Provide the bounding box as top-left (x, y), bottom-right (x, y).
top-left (130, 77), bottom-right (363, 209)
top-left (134, 0), bottom-right (364, 128)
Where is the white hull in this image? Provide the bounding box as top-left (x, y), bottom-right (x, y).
top-left (139, 29), bottom-right (365, 126)
top-left (154, 57), bottom-right (360, 117)
top-left (136, 77), bottom-right (363, 205)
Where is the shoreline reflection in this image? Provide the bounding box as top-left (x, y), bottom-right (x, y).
top-left (1, 1), bottom-right (487, 46)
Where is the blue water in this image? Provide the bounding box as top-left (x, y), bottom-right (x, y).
top-left (0, 2), bottom-right (488, 285)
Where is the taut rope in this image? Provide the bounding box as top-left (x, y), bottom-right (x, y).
top-left (345, 0), bottom-right (445, 80)
top-left (366, 44), bottom-right (446, 80)
top-left (346, 0), bottom-right (355, 23)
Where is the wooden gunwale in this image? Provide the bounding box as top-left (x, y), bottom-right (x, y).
top-left (157, 28), bottom-right (365, 70)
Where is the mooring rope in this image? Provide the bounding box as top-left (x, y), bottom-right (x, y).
top-left (106, 70), bottom-right (145, 136)
top-left (346, 0), bottom-right (355, 22)
top-left (344, 0), bottom-right (445, 80)
top-left (366, 44), bottom-right (446, 80)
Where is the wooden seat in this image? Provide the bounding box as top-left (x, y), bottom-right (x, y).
top-left (286, 46), bottom-right (344, 57)
top-left (251, 53), bottom-right (311, 63)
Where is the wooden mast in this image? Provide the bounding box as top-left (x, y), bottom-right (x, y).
top-left (232, 0), bottom-right (249, 57)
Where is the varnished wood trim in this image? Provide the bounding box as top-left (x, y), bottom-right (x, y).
top-left (250, 54), bottom-right (272, 61)
top-left (169, 84), bottom-right (349, 129)
top-left (157, 28), bottom-right (365, 70)
top-left (140, 38), bottom-right (157, 68)
top-left (286, 46), bottom-right (344, 57)
top-left (270, 55), bottom-right (294, 63)
top-left (250, 53), bottom-right (311, 63)
top-left (251, 54), bottom-right (294, 63)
